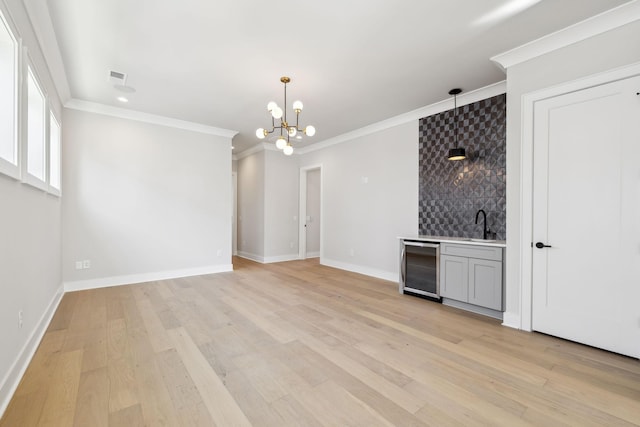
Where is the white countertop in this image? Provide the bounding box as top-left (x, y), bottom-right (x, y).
top-left (399, 235), bottom-right (506, 248)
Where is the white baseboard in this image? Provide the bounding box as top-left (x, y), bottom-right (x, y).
top-left (64, 264), bottom-right (233, 292)
top-left (0, 285), bottom-right (64, 418)
top-left (502, 311), bottom-right (523, 330)
top-left (305, 251), bottom-right (320, 258)
top-left (264, 254), bottom-right (299, 263)
top-left (237, 251), bottom-right (300, 264)
top-left (321, 258), bottom-right (397, 282)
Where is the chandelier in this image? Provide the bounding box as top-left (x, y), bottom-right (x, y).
top-left (255, 76), bottom-right (316, 155)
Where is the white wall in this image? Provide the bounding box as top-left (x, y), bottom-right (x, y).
top-left (306, 168), bottom-right (321, 256)
top-left (264, 150), bottom-right (300, 261)
top-left (0, 0), bottom-right (63, 416)
top-left (299, 122), bottom-right (418, 281)
top-left (237, 150), bottom-right (265, 260)
top-left (62, 108), bottom-right (233, 289)
top-left (504, 20), bottom-right (640, 327)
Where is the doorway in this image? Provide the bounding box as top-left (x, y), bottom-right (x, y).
top-left (299, 165), bottom-right (322, 260)
top-left (232, 171), bottom-right (237, 256)
top-left (529, 75), bottom-right (640, 358)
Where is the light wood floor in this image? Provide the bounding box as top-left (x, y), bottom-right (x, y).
top-left (2, 257), bottom-right (640, 426)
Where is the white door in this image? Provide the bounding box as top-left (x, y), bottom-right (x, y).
top-left (305, 168), bottom-right (321, 258)
top-left (299, 165), bottom-right (322, 260)
top-left (532, 76), bottom-right (640, 358)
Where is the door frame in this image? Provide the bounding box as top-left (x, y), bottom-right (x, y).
top-left (518, 61), bottom-right (640, 331)
top-left (232, 171), bottom-right (237, 256)
top-left (298, 164), bottom-right (323, 260)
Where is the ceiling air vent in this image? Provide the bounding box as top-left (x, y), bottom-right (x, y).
top-left (108, 70), bottom-right (127, 85)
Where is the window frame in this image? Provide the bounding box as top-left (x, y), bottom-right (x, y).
top-left (48, 110), bottom-right (61, 195)
top-left (22, 59), bottom-right (48, 191)
top-left (0, 8), bottom-right (20, 180)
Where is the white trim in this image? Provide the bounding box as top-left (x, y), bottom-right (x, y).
top-left (297, 82), bottom-right (506, 155)
top-left (491, 1), bottom-right (640, 70)
top-left (264, 254), bottom-right (299, 263)
top-left (306, 251), bottom-right (320, 258)
top-left (234, 142), bottom-right (272, 160)
top-left (64, 99), bottom-right (238, 138)
top-left (237, 251), bottom-right (264, 263)
top-left (232, 171), bottom-right (237, 256)
top-left (0, 6), bottom-right (20, 180)
top-left (0, 158), bottom-right (20, 181)
top-left (63, 264), bottom-right (233, 292)
top-left (21, 0), bottom-right (71, 103)
top-left (517, 61), bottom-right (640, 331)
top-left (501, 311), bottom-right (521, 329)
top-left (0, 285), bottom-right (63, 419)
top-left (236, 251), bottom-right (300, 264)
top-left (321, 258), bottom-right (397, 283)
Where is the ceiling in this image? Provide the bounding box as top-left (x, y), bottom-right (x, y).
top-left (44, 0), bottom-right (628, 153)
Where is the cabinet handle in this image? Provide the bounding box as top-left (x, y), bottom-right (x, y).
top-left (400, 247), bottom-right (406, 284)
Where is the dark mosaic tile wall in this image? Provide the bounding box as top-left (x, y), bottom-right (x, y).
top-left (418, 94), bottom-right (506, 240)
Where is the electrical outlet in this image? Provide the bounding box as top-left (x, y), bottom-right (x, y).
top-left (83, 259), bottom-right (91, 269)
top-left (217, 249), bottom-right (222, 256)
top-left (75, 261), bottom-right (83, 270)
top-left (349, 248), bottom-right (355, 257)
top-left (18, 310), bottom-right (23, 328)
top-left (290, 241), bottom-right (294, 249)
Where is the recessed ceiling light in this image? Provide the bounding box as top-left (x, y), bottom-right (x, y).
top-left (117, 96), bottom-right (128, 103)
top-left (231, 146), bottom-right (235, 150)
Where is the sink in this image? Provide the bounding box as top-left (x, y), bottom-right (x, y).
top-left (470, 238), bottom-right (496, 243)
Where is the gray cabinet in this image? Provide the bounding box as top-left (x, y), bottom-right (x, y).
top-left (440, 243), bottom-right (503, 311)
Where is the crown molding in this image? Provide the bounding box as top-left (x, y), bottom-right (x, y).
top-left (19, 0), bottom-right (71, 103)
top-left (65, 99), bottom-right (238, 138)
top-left (234, 142), bottom-right (268, 159)
top-left (297, 81), bottom-right (506, 155)
top-left (491, 0), bottom-right (640, 70)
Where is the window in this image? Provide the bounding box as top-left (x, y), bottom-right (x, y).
top-left (26, 65), bottom-right (46, 184)
top-left (49, 111), bottom-right (61, 191)
top-left (0, 10), bottom-right (17, 177)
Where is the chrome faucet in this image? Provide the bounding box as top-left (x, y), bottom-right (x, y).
top-left (475, 209), bottom-right (489, 240)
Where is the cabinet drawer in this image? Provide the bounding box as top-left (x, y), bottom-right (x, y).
top-left (441, 243), bottom-right (503, 261)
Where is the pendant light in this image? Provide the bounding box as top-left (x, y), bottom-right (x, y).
top-left (256, 76), bottom-right (316, 156)
top-left (447, 88), bottom-right (466, 161)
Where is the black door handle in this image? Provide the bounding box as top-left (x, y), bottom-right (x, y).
top-left (535, 242), bottom-right (552, 249)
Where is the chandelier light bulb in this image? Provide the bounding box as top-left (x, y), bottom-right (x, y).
top-left (293, 100), bottom-right (303, 112)
top-left (256, 128), bottom-right (266, 139)
top-left (267, 101), bottom-right (277, 112)
top-left (288, 127), bottom-right (297, 137)
top-left (276, 137), bottom-right (287, 150)
top-left (272, 106), bottom-right (283, 119)
top-left (305, 125), bottom-right (316, 137)
top-left (283, 144), bottom-right (294, 156)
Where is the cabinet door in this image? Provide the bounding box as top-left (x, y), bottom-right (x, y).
top-left (468, 258), bottom-right (502, 310)
top-left (440, 255), bottom-right (468, 301)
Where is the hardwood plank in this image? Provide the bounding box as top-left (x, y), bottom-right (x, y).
top-left (73, 367), bottom-right (109, 427)
top-left (38, 349), bottom-right (83, 426)
top-left (108, 404), bottom-right (144, 427)
top-left (167, 327), bottom-right (252, 427)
